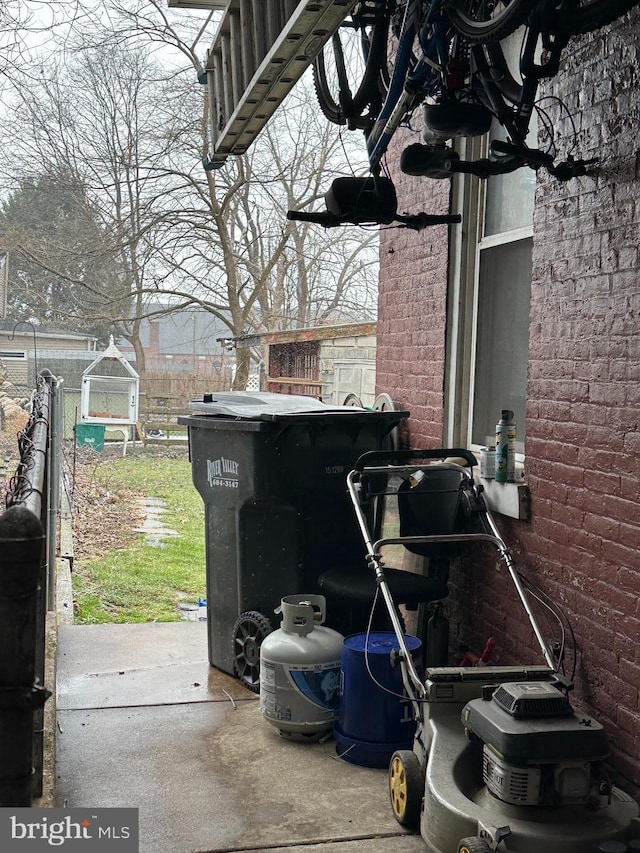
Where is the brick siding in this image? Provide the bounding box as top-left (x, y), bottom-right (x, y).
top-left (376, 11), bottom-right (640, 796)
top-left (377, 127), bottom-right (452, 447)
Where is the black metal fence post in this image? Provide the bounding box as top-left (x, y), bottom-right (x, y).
top-left (0, 505), bottom-right (49, 806)
top-left (2, 373), bottom-right (57, 804)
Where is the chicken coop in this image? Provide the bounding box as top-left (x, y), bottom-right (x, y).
top-left (80, 336), bottom-right (139, 434)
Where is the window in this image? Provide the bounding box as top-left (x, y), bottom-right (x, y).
top-left (81, 376), bottom-right (138, 423)
top-left (472, 234), bottom-right (532, 451)
top-left (444, 32), bottom-right (535, 458)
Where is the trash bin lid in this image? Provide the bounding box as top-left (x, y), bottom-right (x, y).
top-left (187, 391), bottom-right (401, 421)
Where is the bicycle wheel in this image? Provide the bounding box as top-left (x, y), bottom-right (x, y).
top-left (313, 35), bottom-right (349, 125)
top-left (550, 0), bottom-right (639, 36)
top-left (446, 0), bottom-right (533, 42)
top-left (312, 3), bottom-right (390, 127)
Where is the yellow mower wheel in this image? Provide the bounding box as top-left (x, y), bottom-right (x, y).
top-left (388, 749), bottom-right (423, 830)
top-left (457, 837), bottom-right (492, 853)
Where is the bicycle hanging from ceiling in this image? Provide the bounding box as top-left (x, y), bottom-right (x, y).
top-left (288, 0), bottom-right (639, 229)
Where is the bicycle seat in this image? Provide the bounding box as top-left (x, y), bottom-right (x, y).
top-left (423, 101), bottom-right (492, 140)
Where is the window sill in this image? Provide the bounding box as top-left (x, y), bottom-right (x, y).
top-left (475, 476), bottom-right (530, 520)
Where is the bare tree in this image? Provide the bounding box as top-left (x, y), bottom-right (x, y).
top-left (0, 0), bottom-right (378, 387)
top-left (0, 1), bottom-right (101, 88)
top-left (2, 42), bottom-right (179, 369)
top-left (148, 74), bottom-right (378, 385)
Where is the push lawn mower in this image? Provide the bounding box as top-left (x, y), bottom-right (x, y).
top-left (346, 448), bottom-right (639, 853)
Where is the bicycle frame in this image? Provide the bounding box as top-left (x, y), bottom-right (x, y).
top-left (367, 0), bottom-right (461, 171)
top-left (339, 0), bottom-right (593, 181)
top-left (469, 16), bottom-right (569, 154)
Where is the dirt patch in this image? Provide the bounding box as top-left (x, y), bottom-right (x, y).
top-left (0, 424), bottom-right (188, 561)
top-left (65, 448), bottom-right (146, 559)
top-left (64, 443), bottom-right (190, 560)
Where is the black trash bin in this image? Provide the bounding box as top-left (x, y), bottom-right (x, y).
top-left (179, 392), bottom-right (407, 690)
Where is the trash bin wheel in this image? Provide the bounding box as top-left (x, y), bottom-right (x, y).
top-left (457, 838), bottom-right (492, 853)
top-left (232, 611), bottom-right (273, 693)
top-left (388, 749), bottom-right (423, 830)
top-left (343, 392), bottom-right (363, 407)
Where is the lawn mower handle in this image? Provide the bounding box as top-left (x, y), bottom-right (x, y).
top-left (353, 447), bottom-right (478, 471)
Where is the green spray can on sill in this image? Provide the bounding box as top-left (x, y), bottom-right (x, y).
top-left (495, 410), bottom-right (516, 483)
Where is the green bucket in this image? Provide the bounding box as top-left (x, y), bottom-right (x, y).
top-left (75, 423), bottom-right (105, 452)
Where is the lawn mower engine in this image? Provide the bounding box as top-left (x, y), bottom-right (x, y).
top-left (462, 681), bottom-right (611, 810)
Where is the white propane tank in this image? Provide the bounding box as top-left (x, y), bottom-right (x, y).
top-left (260, 594), bottom-right (344, 741)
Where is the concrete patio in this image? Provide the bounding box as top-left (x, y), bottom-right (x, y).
top-left (54, 621), bottom-right (428, 853)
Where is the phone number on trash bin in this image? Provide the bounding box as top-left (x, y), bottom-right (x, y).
top-left (210, 478), bottom-right (239, 489)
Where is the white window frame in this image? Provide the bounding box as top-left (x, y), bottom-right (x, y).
top-left (443, 137), bottom-right (533, 467)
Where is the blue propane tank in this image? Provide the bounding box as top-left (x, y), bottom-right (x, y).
top-left (260, 595), bottom-right (344, 741)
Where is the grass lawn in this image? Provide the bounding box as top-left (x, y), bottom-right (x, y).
top-left (72, 456), bottom-right (206, 624)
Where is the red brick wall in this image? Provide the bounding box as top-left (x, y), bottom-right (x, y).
top-left (376, 13), bottom-right (640, 796)
top-left (525, 15), bottom-right (640, 794)
top-left (376, 158), bottom-right (452, 447)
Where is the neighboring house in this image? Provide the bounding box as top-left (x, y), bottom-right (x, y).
top-left (0, 309), bottom-right (230, 386)
top-left (235, 322), bottom-right (377, 405)
top-left (0, 319), bottom-right (97, 389)
top-left (375, 14), bottom-right (640, 797)
top-left (120, 307), bottom-right (230, 378)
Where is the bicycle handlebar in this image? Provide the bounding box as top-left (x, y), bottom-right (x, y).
top-left (286, 210), bottom-right (341, 227)
top-left (489, 140), bottom-right (597, 180)
top-left (397, 212), bottom-right (462, 230)
top-left (490, 139), bottom-right (554, 167)
top-left (287, 209), bottom-right (461, 231)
